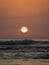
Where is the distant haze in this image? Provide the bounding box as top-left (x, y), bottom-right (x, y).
top-left (0, 0), bottom-right (49, 39)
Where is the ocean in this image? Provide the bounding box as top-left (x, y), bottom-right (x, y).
top-left (0, 39), bottom-right (49, 65)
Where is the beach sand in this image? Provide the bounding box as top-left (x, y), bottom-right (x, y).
top-left (0, 59), bottom-right (49, 65)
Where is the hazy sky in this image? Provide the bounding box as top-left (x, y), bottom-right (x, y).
top-left (0, 0), bottom-right (49, 39)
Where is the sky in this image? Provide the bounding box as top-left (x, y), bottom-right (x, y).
top-left (0, 0), bottom-right (49, 39)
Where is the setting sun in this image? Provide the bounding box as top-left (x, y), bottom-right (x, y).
top-left (20, 27), bottom-right (28, 33)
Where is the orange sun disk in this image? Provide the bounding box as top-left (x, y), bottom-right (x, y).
top-left (20, 26), bottom-right (28, 33)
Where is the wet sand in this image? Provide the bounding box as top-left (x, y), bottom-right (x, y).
top-left (0, 59), bottom-right (49, 65)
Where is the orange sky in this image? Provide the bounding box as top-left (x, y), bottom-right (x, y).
top-left (0, 0), bottom-right (49, 39)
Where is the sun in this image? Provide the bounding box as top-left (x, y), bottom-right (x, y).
top-left (20, 26), bottom-right (28, 33)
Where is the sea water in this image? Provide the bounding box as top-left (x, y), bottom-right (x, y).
top-left (0, 38), bottom-right (49, 65)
